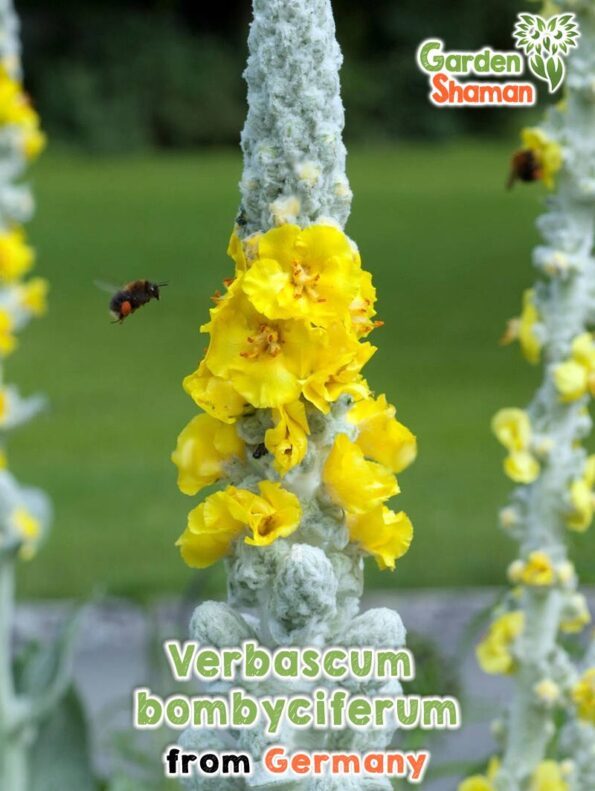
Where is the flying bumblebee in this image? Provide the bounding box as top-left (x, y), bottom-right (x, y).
top-left (96, 280), bottom-right (168, 323)
top-left (507, 149), bottom-right (542, 189)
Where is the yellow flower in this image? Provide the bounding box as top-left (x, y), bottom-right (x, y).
top-left (476, 611), bottom-right (524, 675)
top-left (228, 230), bottom-right (260, 274)
top-left (560, 593), bottom-right (591, 634)
top-left (492, 407), bottom-right (531, 451)
top-left (504, 451), bottom-right (541, 483)
top-left (520, 550), bottom-right (556, 587)
top-left (176, 482), bottom-right (301, 568)
top-left (0, 67), bottom-right (25, 125)
top-left (521, 127), bottom-right (563, 189)
top-left (348, 505), bottom-right (412, 570)
top-left (567, 457), bottom-right (595, 532)
top-left (183, 360), bottom-right (248, 424)
top-left (11, 507), bottom-right (41, 560)
top-left (348, 394), bottom-right (417, 473)
top-left (226, 480), bottom-right (301, 547)
top-left (323, 433), bottom-right (398, 514)
top-left (530, 761), bottom-right (569, 791)
top-left (228, 231), bottom-right (247, 272)
top-left (553, 333), bottom-right (595, 402)
top-left (534, 678), bottom-right (560, 705)
top-left (458, 757), bottom-right (500, 791)
top-left (572, 668), bottom-right (595, 724)
top-left (350, 268), bottom-right (380, 338)
top-left (0, 310), bottom-right (16, 356)
top-left (0, 388), bottom-right (7, 424)
top-left (265, 401), bottom-right (310, 475)
top-left (301, 324), bottom-right (375, 413)
top-left (241, 224), bottom-right (362, 327)
top-left (177, 489), bottom-right (244, 569)
top-left (12, 507), bottom-right (40, 541)
top-left (203, 287), bottom-right (313, 409)
top-left (19, 277), bottom-right (48, 316)
top-left (171, 413), bottom-right (245, 496)
top-left (22, 124), bottom-right (46, 161)
top-left (0, 227), bottom-right (34, 282)
top-left (492, 408), bottom-right (540, 483)
top-left (500, 289), bottom-right (542, 364)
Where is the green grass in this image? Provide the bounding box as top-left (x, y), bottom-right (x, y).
top-left (11, 143), bottom-right (595, 599)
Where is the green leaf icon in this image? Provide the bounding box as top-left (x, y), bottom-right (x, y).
top-left (546, 56), bottom-right (565, 92)
top-left (530, 54), bottom-right (547, 80)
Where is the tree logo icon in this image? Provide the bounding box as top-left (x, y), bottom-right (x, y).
top-left (513, 13), bottom-right (580, 93)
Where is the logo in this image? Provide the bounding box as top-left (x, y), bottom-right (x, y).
top-left (513, 13), bottom-right (579, 93)
top-left (416, 13), bottom-right (579, 108)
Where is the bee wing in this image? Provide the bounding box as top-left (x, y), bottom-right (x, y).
top-left (94, 279), bottom-right (120, 294)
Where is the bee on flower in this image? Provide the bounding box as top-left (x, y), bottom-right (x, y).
top-left (507, 128), bottom-right (563, 190)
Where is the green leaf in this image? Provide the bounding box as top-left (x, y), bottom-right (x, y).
top-left (530, 54), bottom-right (547, 80)
top-left (14, 607), bottom-right (82, 698)
top-left (546, 56), bottom-right (565, 93)
top-left (29, 687), bottom-right (98, 791)
top-left (519, 13), bottom-right (537, 25)
top-left (536, 16), bottom-right (546, 32)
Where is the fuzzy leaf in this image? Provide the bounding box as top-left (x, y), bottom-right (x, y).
top-left (13, 607), bottom-right (82, 706)
top-left (29, 688), bottom-right (97, 791)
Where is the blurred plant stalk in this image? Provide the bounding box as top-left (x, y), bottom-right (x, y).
top-left (0, 1), bottom-right (64, 789)
top-left (468, 3), bottom-right (595, 790)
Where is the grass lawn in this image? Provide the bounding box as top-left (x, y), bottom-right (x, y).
top-left (11, 142), bottom-right (595, 599)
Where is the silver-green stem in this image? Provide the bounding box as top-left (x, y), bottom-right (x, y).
top-left (239, 0), bottom-right (352, 233)
top-left (495, 4), bottom-right (595, 788)
top-left (0, 554), bottom-right (27, 791)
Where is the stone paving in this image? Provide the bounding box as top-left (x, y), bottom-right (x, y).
top-left (13, 588), bottom-right (595, 790)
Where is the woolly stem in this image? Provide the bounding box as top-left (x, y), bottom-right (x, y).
top-left (0, 554), bottom-right (27, 791)
top-left (491, 4), bottom-right (595, 789)
top-left (239, 0), bottom-right (352, 234)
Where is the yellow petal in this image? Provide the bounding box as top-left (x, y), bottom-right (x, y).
top-left (323, 433), bottom-right (398, 514)
top-left (567, 479), bottom-right (593, 532)
top-left (349, 394), bottom-right (417, 473)
top-left (504, 451), bottom-right (540, 484)
top-left (492, 408), bottom-right (531, 452)
top-left (171, 413), bottom-right (244, 496)
top-left (348, 506), bottom-right (412, 570)
top-left (476, 611), bottom-right (524, 676)
top-left (554, 360), bottom-right (588, 402)
top-left (183, 361), bottom-right (248, 423)
top-left (265, 401), bottom-right (310, 475)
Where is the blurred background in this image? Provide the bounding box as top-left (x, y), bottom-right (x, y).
top-left (8, 0), bottom-right (593, 605)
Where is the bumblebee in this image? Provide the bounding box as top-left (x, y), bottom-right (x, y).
top-left (507, 149), bottom-right (542, 189)
top-left (100, 280), bottom-right (167, 323)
